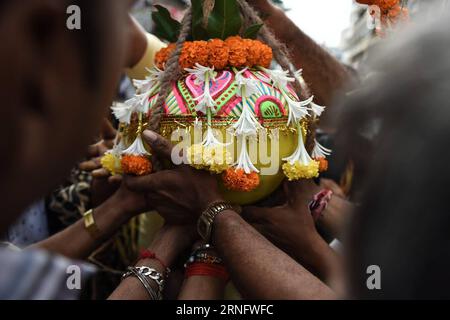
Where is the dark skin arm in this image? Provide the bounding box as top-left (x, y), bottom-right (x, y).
top-left (109, 225), bottom-right (196, 300)
top-left (242, 180), bottom-right (344, 292)
top-left (29, 181), bottom-right (146, 260)
top-left (125, 130), bottom-right (337, 299)
top-left (178, 244), bottom-right (226, 300)
top-left (248, 0), bottom-right (353, 130)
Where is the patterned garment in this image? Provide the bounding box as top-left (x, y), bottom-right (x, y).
top-left (3, 200), bottom-right (49, 247)
top-left (47, 166), bottom-right (139, 299)
top-left (47, 168), bottom-right (92, 229)
top-left (0, 244), bottom-right (96, 300)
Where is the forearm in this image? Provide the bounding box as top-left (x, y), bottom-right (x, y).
top-left (178, 277), bottom-right (226, 300)
top-left (213, 210), bottom-right (336, 299)
top-left (30, 197), bottom-right (131, 260)
top-left (291, 232), bottom-right (342, 290)
top-left (109, 226), bottom-right (187, 300)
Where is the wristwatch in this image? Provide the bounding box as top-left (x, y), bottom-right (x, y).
top-left (197, 202), bottom-right (235, 242)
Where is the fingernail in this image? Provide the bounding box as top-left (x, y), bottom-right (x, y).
top-left (143, 130), bottom-right (157, 142)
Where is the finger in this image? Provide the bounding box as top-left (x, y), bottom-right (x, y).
top-left (86, 144), bottom-right (100, 158)
top-left (100, 118), bottom-right (117, 140)
top-left (124, 172), bottom-right (162, 192)
top-left (92, 168), bottom-right (111, 179)
top-left (142, 130), bottom-right (174, 160)
top-left (79, 157), bottom-right (102, 171)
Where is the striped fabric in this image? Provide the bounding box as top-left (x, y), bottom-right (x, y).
top-left (0, 245), bottom-right (96, 300)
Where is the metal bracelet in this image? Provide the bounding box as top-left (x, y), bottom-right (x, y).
top-left (122, 266), bottom-right (165, 300)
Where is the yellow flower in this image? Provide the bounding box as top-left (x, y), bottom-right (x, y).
top-left (282, 160), bottom-right (319, 181)
top-left (186, 144), bottom-right (232, 174)
top-left (101, 153), bottom-right (123, 176)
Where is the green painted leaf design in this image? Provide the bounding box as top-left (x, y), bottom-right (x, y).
top-left (243, 24), bottom-right (263, 39)
top-left (191, 0), bottom-right (209, 41)
top-left (152, 5), bottom-right (181, 43)
top-left (207, 0), bottom-right (242, 40)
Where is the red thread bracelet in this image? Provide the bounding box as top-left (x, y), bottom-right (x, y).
top-left (139, 249), bottom-right (169, 271)
top-left (185, 262), bottom-right (229, 282)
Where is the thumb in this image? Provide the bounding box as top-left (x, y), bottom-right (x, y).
top-left (142, 130), bottom-right (174, 160)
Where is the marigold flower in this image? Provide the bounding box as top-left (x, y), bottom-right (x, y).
top-left (155, 43), bottom-right (176, 70)
top-left (222, 168), bottom-right (260, 192)
top-left (186, 144), bottom-right (232, 174)
top-left (121, 155), bottom-right (152, 176)
top-left (242, 39), bottom-right (260, 68)
top-left (378, 0), bottom-right (399, 11)
top-left (282, 160), bottom-right (319, 181)
top-left (315, 157), bottom-right (329, 172)
top-left (179, 41), bottom-right (209, 70)
top-left (208, 39), bottom-right (230, 70)
top-left (101, 153), bottom-right (123, 176)
top-left (257, 41), bottom-right (273, 68)
top-left (225, 36), bottom-right (247, 68)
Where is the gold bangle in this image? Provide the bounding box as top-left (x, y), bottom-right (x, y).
top-left (83, 209), bottom-right (100, 237)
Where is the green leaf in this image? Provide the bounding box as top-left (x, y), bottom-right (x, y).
top-left (243, 24), bottom-right (263, 39)
top-left (191, 0), bottom-right (209, 41)
top-left (207, 0), bottom-right (242, 40)
top-left (152, 5), bottom-right (181, 43)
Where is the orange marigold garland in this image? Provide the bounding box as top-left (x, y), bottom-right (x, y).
top-left (207, 39), bottom-right (230, 70)
top-left (121, 155), bottom-right (152, 176)
top-left (155, 43), bottom-right (176, 69)
top-left (222, 168), bottom-right (260, 192)
top-left (311, 139), bottom-right (332, 173)
top-left (179, 40), bottom-right (209, 69)
top-left (155, 38), bottom-right (273, 71)
top-left (316, 157), bottom-right (329, 172)
top-left (225, 36), bottom-right (248, 68)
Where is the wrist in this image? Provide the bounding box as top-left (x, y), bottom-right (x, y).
top-left (197, 202), bottom-right (237, 242)
top-left (294, 231), bottom-right (337, 282)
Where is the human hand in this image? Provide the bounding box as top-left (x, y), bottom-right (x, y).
top-left (242, 179), bottom-right (323, 262)
top-left (124, 130), bottom-right (224, 224)
top-left (79, 118), bottom-right (117, 174)
top-left (105, 177), bottom-right (148, 218)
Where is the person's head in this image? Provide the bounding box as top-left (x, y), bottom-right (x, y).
top-left (334, 8), bottom-right (450, 298)
top-left (0, 0), bottom-right (136, 230)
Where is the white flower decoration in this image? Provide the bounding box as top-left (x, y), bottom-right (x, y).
top-left (235, 68), bottom-right (260, 98)
top-left (283, 126), bottom-right (313, 165)
top-left (111, 102), bottom-right (134, 124)
top-left (185, 64), bottom-right (218, 115)
top-left (133, 67), bottom-right (164, 93)
top-left (258, 67), bottom-right (295, 89)
top-left (311, 139), bottom-right (332, 159)
top-left (285, 94), bottom-right (313, 126)
top-left (293, 68), bottom-right (306, 88)
top-left (310, 101), bottom-right (326, 117)
top-left (235, 136), bottom-right (259, 174)
top-left (121, 134), bottom-right (150, 156)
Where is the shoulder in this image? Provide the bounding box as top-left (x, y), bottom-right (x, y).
top-left (0, 247), bottom-right (96, 300)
